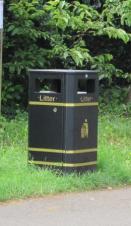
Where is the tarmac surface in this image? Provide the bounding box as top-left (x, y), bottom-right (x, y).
top-left (0, 187), bottom-right (131, 226)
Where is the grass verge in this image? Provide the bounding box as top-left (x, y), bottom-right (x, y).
top-left (0, 113), bottom-right (131, 201)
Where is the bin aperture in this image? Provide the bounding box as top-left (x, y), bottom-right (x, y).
top-left (35, 78), bottom-right (61, 93)
top-left (78, 79), bottom-right (95, 94)
top-left (28, 69), bottom-right (98, 173)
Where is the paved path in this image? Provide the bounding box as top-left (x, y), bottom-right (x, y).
top-left (0, 187), bottom-right (131, 226)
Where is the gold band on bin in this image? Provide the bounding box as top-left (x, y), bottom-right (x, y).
top-left (28, 147), bottom-right (97, 154)
top-left (29, 101), bottom-right (98, 107)
top-left (28, 160), bottom-right (97, 167)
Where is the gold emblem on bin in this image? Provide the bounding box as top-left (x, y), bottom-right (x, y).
top-left (81, 119), bottom-right (89, 139)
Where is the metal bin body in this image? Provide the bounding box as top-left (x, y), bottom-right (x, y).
top-left (28, 69), bottom-right (98, 173)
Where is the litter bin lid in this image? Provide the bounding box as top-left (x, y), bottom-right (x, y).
top-left (28, 69), bottom-right (98, 73)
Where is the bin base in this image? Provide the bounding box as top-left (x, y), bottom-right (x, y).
top-left (28, 161), bottom-right (97, 174)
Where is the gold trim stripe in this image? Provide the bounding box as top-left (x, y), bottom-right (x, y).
top-left (29, 147), bottom-right (97, 154)
top-left (29, 101), bottom-right (98, 107)
top-left (28, 160), bottom-right (97, 167)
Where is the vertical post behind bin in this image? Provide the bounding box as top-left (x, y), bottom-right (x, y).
top-left (0, 0), bottom-right (4, 114)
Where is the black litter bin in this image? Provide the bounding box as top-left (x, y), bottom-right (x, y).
top-left (28, 69), bottom-right (98, 173)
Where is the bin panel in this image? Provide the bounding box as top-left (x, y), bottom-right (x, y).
top-left (28, 151), bottom-right (63, 163)
top-left (28, 105), bottom-right (64, 164)
top-left (64, 106), bottom-right (98, 150)
top-left (76, 73), bottom-right (98, 103)
top-left (29, 71), bottom-right (64, 102)
top-left (73, 106), bottom-right (98, 149)
top-left (29, 105), bottom-right (64, 149)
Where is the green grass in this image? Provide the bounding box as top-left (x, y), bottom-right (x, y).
top-left (0, 113), bottom-right (131, 201)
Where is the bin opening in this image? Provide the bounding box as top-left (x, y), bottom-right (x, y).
top-left (35, 78), bottom-right (61, 93)
top-left (77, 79), bottom-right (95, 94)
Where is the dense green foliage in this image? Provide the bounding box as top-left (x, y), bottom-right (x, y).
top-left (2, 0), bottom-right (131, 113)
top-left (0, 113), bottom-right (131, 201)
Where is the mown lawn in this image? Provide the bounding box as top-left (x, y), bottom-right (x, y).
top-left (0, 113), bottom-right (131, 201)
